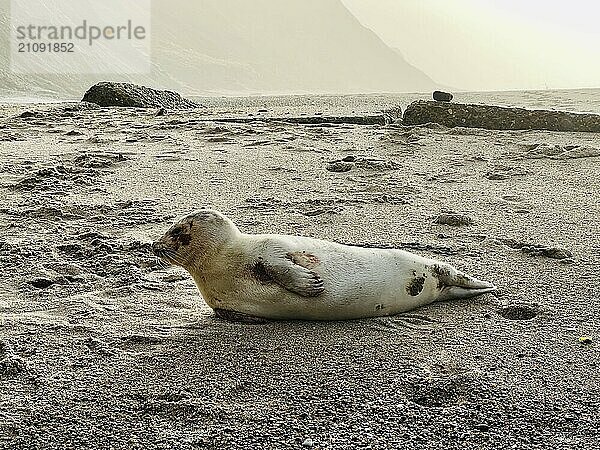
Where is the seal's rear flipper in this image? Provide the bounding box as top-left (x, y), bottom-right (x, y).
top-left (437, 285), bottom-right (496, 302)
top-left (431, 264), bottom-right (496, 301)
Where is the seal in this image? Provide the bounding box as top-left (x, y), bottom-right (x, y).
top-left (152, 209), bottom-right (496, 321)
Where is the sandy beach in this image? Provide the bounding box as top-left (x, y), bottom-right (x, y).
top-left (1, 93), bottom-right (599, 449)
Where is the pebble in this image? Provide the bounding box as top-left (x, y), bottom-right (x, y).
top-left (473, 424), bottom-right (490, 432)
top-left (578, 336), bottom-right (592, 345)
top-left (302, 438), bottom-right (314, 448)
top-left (433, 91), bottom-right (453, 102)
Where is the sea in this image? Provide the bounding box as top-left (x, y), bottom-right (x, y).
top-left (1, 88), bottom-right (599, 117)
top-left (192, 88), bottom-right (600, 117)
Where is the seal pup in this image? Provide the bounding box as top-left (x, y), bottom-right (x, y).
top-left (152, 209), bottom-right (496, 321)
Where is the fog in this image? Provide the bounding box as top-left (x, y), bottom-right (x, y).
top-left (342, 0), bottom-right (600, 91)
top-left (2, 0), bottom-right (599, 96)
top-left (1, 0), bottom-right (438, 96)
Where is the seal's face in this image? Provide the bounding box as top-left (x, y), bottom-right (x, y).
top-left (152, 209), bottom-right (238, 269)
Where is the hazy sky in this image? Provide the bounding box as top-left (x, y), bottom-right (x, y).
top-left (342, 0), bottom-right (600, 91)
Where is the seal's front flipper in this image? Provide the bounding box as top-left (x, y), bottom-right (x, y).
top-left (255, 252), bottom-right (325, 297)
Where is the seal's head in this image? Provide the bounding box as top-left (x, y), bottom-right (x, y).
top-left (152, 209), bottom-right (240, 269)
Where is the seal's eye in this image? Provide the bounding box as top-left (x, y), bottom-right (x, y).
top-left (169, 225), bottom-right (184, 237)
top-left (168, 224), bottom-right (192, 247)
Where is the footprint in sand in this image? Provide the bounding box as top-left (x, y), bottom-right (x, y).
top-left (117, 334), bottom-right (164, 351)
top-left (497, 300), bottom-right (540, 321)
top-left (433, 212), bottom-right (473, 226)
top-left (371, 313), bottom-right (439, 332)
top-left (501, 195), bottom-right (523, 202)
top-left (517, 143), bottom-right (600, 160)
top-left (402, 370), bottom-right (497, 409)
top-left (499, 238), bottom-right (573, 261)
top-left (326, 155), bottom-right (403, 173)
top-left (83, 337), bottom-right (116, 356)
top-left (0, 131), bottom-right (25, 142)
top-left (0, 342), bottom-right (30, 379)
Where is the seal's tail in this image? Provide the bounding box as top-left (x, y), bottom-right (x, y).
top-left (433, 264), bottom-right (496, 302)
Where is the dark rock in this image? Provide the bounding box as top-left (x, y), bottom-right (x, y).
top-left (156, 108), bottom-right (167, 116)
top-left (65, 130), bottom-right (84, 136)
top-left (212, 106), bottom-right (402, 126)
top-left (326, 161), bottom-right (354, 173)
top-left (433, 213), bottom-right (473, 226)
top-left (19, 111), bottom-right (36, 118)
top-left (82, 82), bottom-right (201, 109)
top-left (403, 100), bottom-right (600, 132)
top-left (433, 91), bottom-right (453, 102)
top-left (29, 277), bottom-right (54, 289)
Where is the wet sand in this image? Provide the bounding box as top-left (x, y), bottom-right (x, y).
top-left (0, 99), bottom-right (599, 449)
